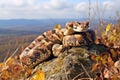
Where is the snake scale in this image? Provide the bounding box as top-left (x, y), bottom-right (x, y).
top-left (20, 21), bottom-right (95, 68)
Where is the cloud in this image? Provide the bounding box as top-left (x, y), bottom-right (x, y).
top-left (75, 2), bottom-right (88, 12)
top-left (103, 1), bottom-right (114, 11)
top-left (0, 0), bottom-right (24, 7)
top-left (42, 0), bottom-right (70, 10)
top-left (0, 0), bottom-right (37, 7)
top-left (0, 0), bottom-right (120, 19)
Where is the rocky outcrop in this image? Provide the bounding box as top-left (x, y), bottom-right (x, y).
top-left (29, 44), bottom-right (108, 80)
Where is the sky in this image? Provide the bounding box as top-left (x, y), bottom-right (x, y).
top-left (0, 0), bottom-right (120, 19)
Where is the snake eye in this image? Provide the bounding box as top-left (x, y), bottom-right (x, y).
top-left (73, 25), bottom-right (77, 29)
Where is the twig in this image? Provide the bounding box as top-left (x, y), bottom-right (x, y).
top-left (99, 68), bottom-right (104, 80)
top-left (64, 66), bottom-right (69, 80)
top-left (88, 0), bottom-right (91, 21)
top-left (72, 72), bottom-right (84, 80)
top-left (78, 78), bottom-right (93, 80)
top-left (5, 47), bottom-right (19, 64)
top-left (3, 49), bottom-right (10, 62)
top-left (80, 63), bottom-right (91, 78)
top-left (96, 0), bottom-right (101, 23)
top-left (10, 47), bottom-right (19, 58)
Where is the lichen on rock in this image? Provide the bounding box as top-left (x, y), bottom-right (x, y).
top-left (30, 44), bottom-right (108, 80)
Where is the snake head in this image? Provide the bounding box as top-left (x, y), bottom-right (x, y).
top-left (64, 21), bottom-right (89, 35)
top-left (73, 21), bottom-right (89, 32)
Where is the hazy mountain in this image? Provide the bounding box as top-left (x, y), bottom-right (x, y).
top-left (0, 19), bottom-right (86, 30)
top-left (0, 18), bottom-right (117, 36)
top-left (0, 28), bottom-right (41, 36)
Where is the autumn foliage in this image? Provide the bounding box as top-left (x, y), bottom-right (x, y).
top-left (0, 57), bottom-right (45, 80)
top-left (91, 20), bottom-right (120, 79)
top-left (0, 20), bottom-right (120, 80)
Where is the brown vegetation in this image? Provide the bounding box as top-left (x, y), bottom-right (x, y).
top-left (0, 20), bottom-right (120, 80)
top-left (0, 34), bottom-right (38, 62)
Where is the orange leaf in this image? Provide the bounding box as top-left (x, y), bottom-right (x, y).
top-left (5, 57), bottom-right (14, 66)
top-left (25, 68), bottom-right (33, 77)
top-left (89, 54), bottom-right (97, 62)
top-left (0, 63), bottom-right (4, 71)
top-left (110, 48), bottom-right (118, 60)
top-left (30, 69), bottom-right (45, 80)
top-left (0, 69), bottom-right (11, 79)
top-left (54, 24), bottom-right (61, 29)
top-left (117, 48), bottom-right (120, 55)
top-left (108, 54), bottom-right (114, 66)
top-left (91, 63), bottom-right (99, 72)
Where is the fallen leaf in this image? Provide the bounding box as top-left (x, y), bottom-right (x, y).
top-left (30, 69), bottom-right (45, 80)
top-left (54, 24), bottom-right (61, 29)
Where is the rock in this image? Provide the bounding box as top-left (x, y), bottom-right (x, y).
top-left (29, 44), bottom-right (108, 80)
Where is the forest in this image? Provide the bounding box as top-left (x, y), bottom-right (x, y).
top-left (0, 34), bottom-right (38, 62)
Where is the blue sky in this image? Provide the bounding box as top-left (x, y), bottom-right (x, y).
top-left (0, 0), bottom-right (120, 19)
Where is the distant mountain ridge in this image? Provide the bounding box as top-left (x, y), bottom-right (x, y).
top-left (0, 18), bottom-right (117, 36)
top-left (0, 28), bottom-right (41, 36)
top-left (0, 18), bottom-right (85, 29)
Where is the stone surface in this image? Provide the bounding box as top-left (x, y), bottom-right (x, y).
top-left (30, 44), bottom-right (108, 80)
